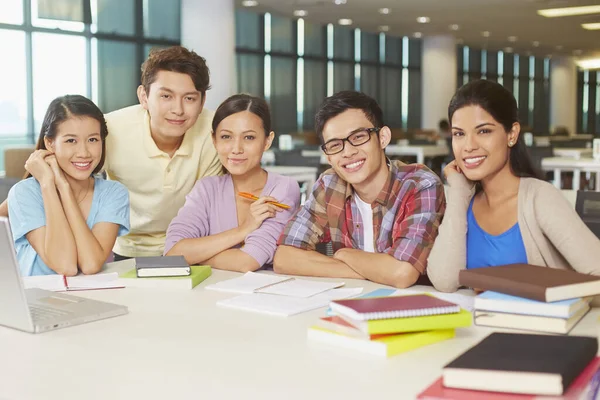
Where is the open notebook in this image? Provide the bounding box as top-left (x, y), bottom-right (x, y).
top-left (22, 272), bottom-right (123, 291)
top-left (217, 287), bottom-right (363, 317)
top-left (205, 271), bottom-right (345, 298)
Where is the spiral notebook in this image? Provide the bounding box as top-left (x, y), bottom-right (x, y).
top-left (330, 294), bottom-right (461, 321)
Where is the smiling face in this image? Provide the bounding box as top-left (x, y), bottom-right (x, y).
top-left (213, 111), bottom-right (273, 176)
top-left (138, 70), bottom-right (205, 141)
top-left (451, 105), bottom-right (519, 182)
top-left (322, 109), bottom-right (390, 189)
top-left (44, 116), bottom-right (103, 181)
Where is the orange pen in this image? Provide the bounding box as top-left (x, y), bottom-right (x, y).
top-left (238, 192), bottom-right (291, 209)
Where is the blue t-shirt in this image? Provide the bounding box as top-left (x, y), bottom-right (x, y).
top-left (466, 198), bottom-right (528, 269)
top-left (7, 177), bottom-right (130, 276)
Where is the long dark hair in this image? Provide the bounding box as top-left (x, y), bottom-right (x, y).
top-left (27, 95), bottom-right (108, 179)
top-left (448, 80), bottom-right (541, 179)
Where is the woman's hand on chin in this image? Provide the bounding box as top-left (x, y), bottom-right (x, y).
top-left (45, 155), bottom-right (70, 190)
top-left (24, 150), bottom-right (55, 187)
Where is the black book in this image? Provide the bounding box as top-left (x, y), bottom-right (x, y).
top-left (135, 256), bottom-right (190, 277)
top-left (443, 332), bottom-right (598, 396)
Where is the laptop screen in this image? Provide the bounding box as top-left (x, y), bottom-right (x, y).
top-left (0, 217), bottom-right (35, 332)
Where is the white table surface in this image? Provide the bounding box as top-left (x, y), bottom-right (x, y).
top-left (387, 144), bottom-right (449, 164)
top-left (2, 265), bottom-right (599, 400)
top-left (541, 157), bottom-right (600, 191)
top-left (553, 148), bottom-right (593, 159)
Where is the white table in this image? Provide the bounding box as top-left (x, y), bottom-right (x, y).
top-left (261, 150), bottom-right (276, 165)
top-left (553, 148), bottom-right (593, 159)
top-left (261, 150), bottom-right (322, 166)
top-left (2, 267), bottom-right (599, 400)
top-left (265, 165), bottom-right (318, 195)
top-left (318, 144), bottom-right (449, 165)
top-left (387, 144), bottom-right (449, 164)
top-left (301, 149), bottom-right (322, 158)
top-left (541, 157), bottom-right (600, 191)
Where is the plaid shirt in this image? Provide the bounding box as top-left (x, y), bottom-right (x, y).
top-left (279, 160), bottom-right (446, 273)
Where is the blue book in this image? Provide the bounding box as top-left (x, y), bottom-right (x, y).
top-left (325, 288), bottom-right (396, 316)
top-left (475, 291), bottom-right (589, 318)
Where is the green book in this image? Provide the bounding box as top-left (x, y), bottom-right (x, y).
top-left (120, 265), bottom-right (211, 290)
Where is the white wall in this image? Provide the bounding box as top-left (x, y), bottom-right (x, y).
top-left (181, 0), bottom-right (236, 111)
top-left (421, 35), bottom-right (457, 130)
top-left (550, 56), bottom-right (578, 136)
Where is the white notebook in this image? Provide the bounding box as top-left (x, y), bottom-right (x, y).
top-left (23, 272), bottom-right (123, 291)
top-left (217, 287), bottom-right (363, 317)
top-left (205, 271), bottom-right (344, 298)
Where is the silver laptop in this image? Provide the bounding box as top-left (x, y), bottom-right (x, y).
top-left (0, 217), bottom-right (128, 333)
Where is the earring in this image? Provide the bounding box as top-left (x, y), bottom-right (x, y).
top-left (508, 140), bottom-right (514, 147)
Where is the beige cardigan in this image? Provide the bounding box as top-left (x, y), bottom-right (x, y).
top-left (427, 174), bottom-right (600, 292)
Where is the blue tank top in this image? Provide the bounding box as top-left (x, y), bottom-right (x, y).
top-left (466, 198), bottom-right (528, 269)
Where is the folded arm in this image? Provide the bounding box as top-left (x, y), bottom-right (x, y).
top-left (334, 248), bottom-right (419, 288)
top-left (167, 227), bottom-right (248, 267)
top-left (273, 245), bottom-right (363, 279)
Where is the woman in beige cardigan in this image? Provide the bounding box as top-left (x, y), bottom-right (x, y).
top-left (427, 80), bottom-right (600, 293)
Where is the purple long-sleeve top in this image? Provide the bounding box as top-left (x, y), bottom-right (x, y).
top-left (164, 172), bottom-right (301, 266)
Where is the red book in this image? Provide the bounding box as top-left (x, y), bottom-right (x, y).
top-left (417, 357), bottom-right (600, 400)
top-left (330, 294), bottom-right (460, 321)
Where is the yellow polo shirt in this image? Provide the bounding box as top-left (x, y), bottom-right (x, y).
top-left (104, 105), bottom-right (221, 257)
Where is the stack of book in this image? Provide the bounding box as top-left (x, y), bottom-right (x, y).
top-left (459, 264), bottom-right (600, 334)
top-left (418, 333), bottom-right (600, 399)
top-left (307, 293), bottom-right (472, 357)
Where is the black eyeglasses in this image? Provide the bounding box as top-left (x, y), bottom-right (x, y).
top-left (321, 127), bottom-right (381, 155)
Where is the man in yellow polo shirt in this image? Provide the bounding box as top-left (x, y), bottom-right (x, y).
top-left (0, 46), bottom-right (220, 259)
top-left (106, 46), bottom-right (220, 259)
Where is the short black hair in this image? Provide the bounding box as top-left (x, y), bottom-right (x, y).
top-left (314, 91), bottom-right (384, 142)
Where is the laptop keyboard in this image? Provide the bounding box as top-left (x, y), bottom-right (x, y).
top-left (29, 305), bottom-right (72, 321)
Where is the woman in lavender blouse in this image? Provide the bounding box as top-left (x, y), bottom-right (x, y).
top-left (164, 94), bottom-right (301, 271)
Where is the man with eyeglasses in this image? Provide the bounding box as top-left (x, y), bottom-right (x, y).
top-left (274, 91), bottom-right (445, 288)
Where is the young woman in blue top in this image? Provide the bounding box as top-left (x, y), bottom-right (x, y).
top-left (8, 95), bottom-right (130, 276)
top-left (427, 80), bottom-right (600, 292)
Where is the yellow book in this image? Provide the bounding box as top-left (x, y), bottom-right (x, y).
top-left (119, 265), bottom-right (211, 290)
top-left (342, 308), bottom-right (472, 335)
top-left (307, 326), bottom-right (455, 357)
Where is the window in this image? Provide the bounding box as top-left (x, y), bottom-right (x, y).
top-left (92, 0), bottom-right (136, 36)
top-left (0, 30), bottom-right (28, 136)
top-left (578, 70), bottom-right (599, 135)
top-left (235, 9), bottom-right (262, 50)
top-left (237, 54), bottom-right (264, 97)
top-left (457, 46), bottom-right (551, 133)
top-left (32, 0), bottom-right (84, 31)
top-left (235, 8), bottom-right (422, 135)
top-left (303, 60), bottom-right (326, 130)
top-left (0, 0), bottom-right (23, 24)
top-left (270, 57), bottom-right (297, 134)
top-left (93, 40), bottom-right (138, 112)
top-left (32, 33), bottom-right (87, 132)
top-left (143, 0), bottom-right (181, 40)
top-left (0, 0), bottom-right (180, 171)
